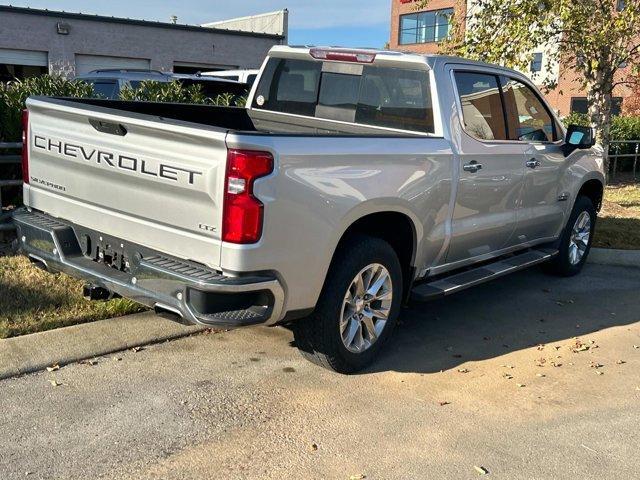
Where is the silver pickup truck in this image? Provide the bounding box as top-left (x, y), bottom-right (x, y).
top-left (16, 46), bottom-right (605, 373)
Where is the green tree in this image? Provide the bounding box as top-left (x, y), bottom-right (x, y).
top-left (418, 0), bottom-right (640, 175)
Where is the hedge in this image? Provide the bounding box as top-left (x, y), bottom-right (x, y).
top-left (0, 76), bottom-right (95, 142)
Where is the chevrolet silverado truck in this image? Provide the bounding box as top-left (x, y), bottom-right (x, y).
top-left (16, 46), bottom-right (605, 373)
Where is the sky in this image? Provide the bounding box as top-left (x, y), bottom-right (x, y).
top-left (4, 1), bottom-right (392, 48)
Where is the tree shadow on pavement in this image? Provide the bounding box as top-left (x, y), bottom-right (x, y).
top-left (361, 264), bottom-right (640, 375)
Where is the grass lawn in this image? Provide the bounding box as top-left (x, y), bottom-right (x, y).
top-left (0, 255), bottom-right (145, 339)
top-left (594, 182), bottom-right (640, 250)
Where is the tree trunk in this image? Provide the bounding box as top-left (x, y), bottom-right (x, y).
top-left (588, 86), bottom-right (613, 183)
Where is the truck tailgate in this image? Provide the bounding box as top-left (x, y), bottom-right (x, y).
top-left (24, 97), bottom-right (228, 269)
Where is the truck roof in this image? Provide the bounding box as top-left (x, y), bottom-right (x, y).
top-left (268, 45), bottom-right (521, 75)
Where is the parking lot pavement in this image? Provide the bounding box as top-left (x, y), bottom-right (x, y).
top-left (0, 264), bottom-right (639, 480)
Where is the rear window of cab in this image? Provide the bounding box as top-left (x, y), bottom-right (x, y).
top-left (252, 58), bottom-right (434, 134)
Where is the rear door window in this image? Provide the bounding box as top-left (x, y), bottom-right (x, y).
top-left (454, 72), bottom-right (507, 141)
top-left (253, 58), bottom-right (434, 133)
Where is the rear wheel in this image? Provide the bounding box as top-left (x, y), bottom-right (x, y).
top-left (546, 195), bottom-right (596, 277)
top-left (293, 234), bottom-right (403, 374)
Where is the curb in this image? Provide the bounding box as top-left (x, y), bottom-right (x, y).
top-left (588, 247), bottom-right (640, 268)
top-left (0, 312), bottom-right (206, 380)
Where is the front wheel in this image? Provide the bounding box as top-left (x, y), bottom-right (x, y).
top-left (546, 195), bottom-right (596, 277)
top-left (293, 234), bottom-right (403, 374)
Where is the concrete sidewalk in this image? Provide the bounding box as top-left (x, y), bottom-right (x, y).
top-left (0, 312), bottom-right (204, 380)
top-left (0, 264), bottom-right (638, 480)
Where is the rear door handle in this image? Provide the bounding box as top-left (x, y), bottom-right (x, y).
top-left (463, 161), bottom-right (483, 173)
top-left (526, 158), bottom-right (541, 169)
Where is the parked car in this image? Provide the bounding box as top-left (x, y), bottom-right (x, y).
top-left (75, 69), bottom-right (249, 100)
top-left (18, 46), bottom-right (604, 373)
top-left (201, 69), bottom-right (260, 86)
top-left (74, 69), bottom-right (171, 99)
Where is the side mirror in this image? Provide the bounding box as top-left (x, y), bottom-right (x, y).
top-left (563, 124), bottom-right (595, 156)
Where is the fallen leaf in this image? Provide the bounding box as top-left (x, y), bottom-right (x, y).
top-left (537, 344), bottom-right (545, 351)
top-left (502, 373), bottom-right (513, 380)
top-left (46, 365), bottom-right (60, 372)
top-left (595, 371), bottom-right (604, 376)
top-left (616, 360), bottom-right (626, 365)
top-left (439, 401), bottom-right (451, 406)
top-left (49, 380), bottom-right (61, 387)
top-left (551, 362), bottom-right (562, 368)
top-left (112, 357), bottom-right (122, 361)
top-left (536, 373), bottom-right (546, 378)
top-left (310, 443), bottom-right (318, 451)
top-left (634, 345), bottom-right (639, 349)
top-left (589, 362), bottom-right (604, 369)
top-left (457, 368), bottom-right (470, 374)
top-left (131, 346), bottom-right (144, 353)
top-left (474, 466), bottom-right (489, 475)
top-left (516, 383), bottom-right (526, 388)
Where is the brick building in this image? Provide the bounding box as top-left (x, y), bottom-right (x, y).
top-left (389, 0), bottom-right (632, 117)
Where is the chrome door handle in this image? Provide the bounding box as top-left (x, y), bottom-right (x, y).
top-left (463, 161), bottom-right (483, 173)
top-left (526, 158), bottom-right (541, 169)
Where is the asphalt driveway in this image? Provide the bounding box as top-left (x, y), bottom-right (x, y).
top-left (0, 264), bottom-right (639, 479)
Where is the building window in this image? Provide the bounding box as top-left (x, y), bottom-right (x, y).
top-left (530, 53), bottom-right (543, 73)
top-left (399, 8), bottom-right (453, 45)
top-left (570, 97), bottom-right (623, 116)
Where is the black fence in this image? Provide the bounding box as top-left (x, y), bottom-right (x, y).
top-left (610, 140), bottom-right (640, 181)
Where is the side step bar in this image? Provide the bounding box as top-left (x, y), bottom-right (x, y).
top-left (411, 249), bottom-right (558, 302)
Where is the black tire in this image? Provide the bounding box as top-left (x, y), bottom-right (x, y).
top-left (545, 195), bottom-right (596, 277)
top-left (293, 234), bottom-right (403, 374)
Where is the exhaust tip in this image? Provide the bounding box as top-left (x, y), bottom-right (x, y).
top-left (28, 255), bottom-right (49, 272)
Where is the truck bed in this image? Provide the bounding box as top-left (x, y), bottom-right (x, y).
top-left (60, 98), bottom-right (258, 132)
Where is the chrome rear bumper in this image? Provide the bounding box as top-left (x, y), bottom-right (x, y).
top-left (13, 209), bottom-right (285, 328)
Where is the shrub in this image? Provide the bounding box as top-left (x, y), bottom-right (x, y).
top-left (0, 76), bottom-right (95, 142)
top-left (562, 114), bottom-right (640, 175)
top-left (118, 80), bottom-right (247, 107)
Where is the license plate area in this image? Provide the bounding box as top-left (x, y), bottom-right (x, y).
top-left (83, 234), bottom-right (131, 273)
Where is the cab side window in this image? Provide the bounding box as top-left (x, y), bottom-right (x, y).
top-left (454, 72), bottom-right (507, 141)
top-left (500, 76), bottom-right (556, 142)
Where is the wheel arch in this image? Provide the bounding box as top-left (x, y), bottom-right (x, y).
top-left (329, 208), bottom-right (421, 300)
top-left (577, 178), bottom-right (604, 212)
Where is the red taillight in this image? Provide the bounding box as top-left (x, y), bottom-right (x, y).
top-left (222, 149), bottom-right (274, 244)
top-left (309, 48), bottom-right (376, 64)
top-left (21, 109), bottom-right (29, 184)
